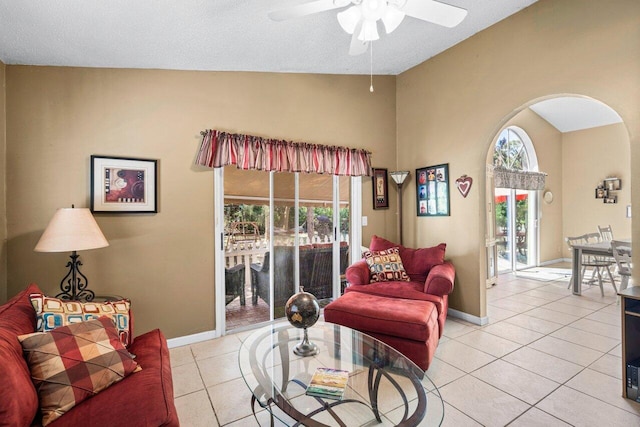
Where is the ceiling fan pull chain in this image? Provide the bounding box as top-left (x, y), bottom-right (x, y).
top-left (369, 42), bottom-right (374, 93)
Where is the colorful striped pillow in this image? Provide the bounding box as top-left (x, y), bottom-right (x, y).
top-left (18, 317), bottom-right (140, 426)
top-left (363, 247), bottom-right (411, 283)
top-left (29, 293), bottom-right (132, 347)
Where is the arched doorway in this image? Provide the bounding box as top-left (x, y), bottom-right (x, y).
top-left (484, 94), bottom-right (630, 292)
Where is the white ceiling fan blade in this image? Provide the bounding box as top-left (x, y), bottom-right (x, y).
top-left (402, 0), bottom-right (468, 28)
top-left (349, 22), bottom-right (369, 56)
top-left (269, 0), bottom-right (346, 21)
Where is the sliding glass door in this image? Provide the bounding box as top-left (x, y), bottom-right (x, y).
top-left (217, 168), bottom-right (352, 333)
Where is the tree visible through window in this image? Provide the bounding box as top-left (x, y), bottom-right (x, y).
top-left (493, 128), bottom-right (530, 171)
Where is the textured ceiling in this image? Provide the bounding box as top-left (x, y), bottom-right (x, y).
top-left (0, 1), bottom-right (621, 132)
top-left (0, 0), bottom-right (538, 75)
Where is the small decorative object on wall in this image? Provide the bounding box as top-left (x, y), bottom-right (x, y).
top-left (604, 177), bottom-right (621, 191)
top-left (595, 187), bottom-right (608, 199)
top-left (416, 163), bottom-right (450, 216)
top-left (91, 156), bottom-right (158, 213)
top-left (372, 168), bottom-right (389, 210)
top-left (596, 177), bottom-right (621, 204)
top-left (455, 175), bottom-right (473, 198)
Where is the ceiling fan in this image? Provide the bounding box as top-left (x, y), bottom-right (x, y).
top-left (269, 0), bottom-right (468, 56)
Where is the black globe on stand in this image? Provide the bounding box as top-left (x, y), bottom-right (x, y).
top-left (285, 288), bottom-right (320, 357)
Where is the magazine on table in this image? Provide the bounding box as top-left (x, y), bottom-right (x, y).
top-left (305, 367), bottom-right (350, 400)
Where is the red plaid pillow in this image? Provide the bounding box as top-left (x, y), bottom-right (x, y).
top-left (363, 247), bottom-right (411, 283)
top-left (18, 317), bottom-right (140, 426)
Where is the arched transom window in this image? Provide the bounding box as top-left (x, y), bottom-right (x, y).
top-left (493, 128), bottom-right (530, 171)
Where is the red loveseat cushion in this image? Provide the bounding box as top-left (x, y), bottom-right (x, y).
top-left (369, 235), bottom-right (446, 283)
top-left (48, 329), bottom-right (178, 427)
top-left (0, 283), bottom-right (41, 427)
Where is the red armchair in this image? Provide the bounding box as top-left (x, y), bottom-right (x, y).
top-left (324, 235), bottom-right (455, 370)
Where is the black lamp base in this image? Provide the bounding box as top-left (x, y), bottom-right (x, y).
top-left (55, 251), bottom-right (95, 302)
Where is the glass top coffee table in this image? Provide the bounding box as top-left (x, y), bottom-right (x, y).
top-left (239, 321), bottom-right (444, 426)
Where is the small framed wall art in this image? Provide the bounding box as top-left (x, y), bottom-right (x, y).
top-left (372, 168), bottom-right (389, 209)
top-left (604, 178), bottom-right (621, 191)
top-left (416, 163), bottom-right (450, 216)
top-left (91, 156), bottom-right (158, 213)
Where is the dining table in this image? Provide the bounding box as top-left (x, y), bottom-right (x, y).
top-left (570, 238), bottom-right (631, 295)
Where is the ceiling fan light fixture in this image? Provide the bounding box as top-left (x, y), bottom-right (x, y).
top-left (361, 0), bottom-right (387, 21)
top-left (381, 5), bottom-right (405, 34)
top-left (358, 19), bottom-right (379, 41)
top-left (337, 6), bottom-right (361, 34)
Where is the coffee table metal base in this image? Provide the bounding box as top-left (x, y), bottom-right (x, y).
top-left (239, 322), bottom-right (442, 426)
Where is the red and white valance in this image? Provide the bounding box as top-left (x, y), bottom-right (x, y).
top-left (195, 129), bottom-right (373, 177)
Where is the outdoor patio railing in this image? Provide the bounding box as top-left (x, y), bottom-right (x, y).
top-left (224, 233), bottom-right (350, 300)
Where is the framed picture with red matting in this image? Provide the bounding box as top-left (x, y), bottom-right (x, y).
top-left (91, 156), bottom-right (157, 213)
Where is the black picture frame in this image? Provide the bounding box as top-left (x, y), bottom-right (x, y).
top-left (372, 168), bottom-right (389, 210)
top-left (604, 178), bottom-right (621, 191)
top-left (91, 155), bottom-right (158, 213)
top-left (416, 163), bottom-right (450, 216)
top-left (595, 187), bottom-right (608, 199)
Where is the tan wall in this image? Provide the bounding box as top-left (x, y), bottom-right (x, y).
top-left (0, 59), bottom-right (5, 303)
top-left (397, 0), bottom-right (640, 318)
top-left (5, 67), bottom-right (397, 337)
top-left (502, 108), bottom-right (564, 263)
top-left (562, 123), bottom-right (631, 248)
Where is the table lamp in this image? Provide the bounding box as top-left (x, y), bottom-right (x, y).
top-left (34, 206), bottom-right (109, 301)
top-left (389, 171), bottom-right (410, 245)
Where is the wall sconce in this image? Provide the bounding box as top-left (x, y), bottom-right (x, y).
top-left (389, 171), bottom-right (410, 245)
top-left (34, 206), bottom-right (109, 301)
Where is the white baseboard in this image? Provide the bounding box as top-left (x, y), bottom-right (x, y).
top-left (166, 329), bottom-right (219, 348)
top-left (448, 308), bottom-right (488, 326)
top-left (539, 258), bottom-right (569, 266)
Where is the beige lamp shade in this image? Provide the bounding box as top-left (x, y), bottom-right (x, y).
top-left (34, 208), bottom-right (109, 253)
top-left (390, 171), bottom-right (410, 185)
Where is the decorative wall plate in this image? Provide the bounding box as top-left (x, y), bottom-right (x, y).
top-left (455, 175), bottom-right (473, 198)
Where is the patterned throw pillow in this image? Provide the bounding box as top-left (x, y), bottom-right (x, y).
top-left (29, 293), bottom-right (132, 347)
top-left (364, 247), bottom-right (411, 283)
top-left (18, 317), bottom-right (141, 426)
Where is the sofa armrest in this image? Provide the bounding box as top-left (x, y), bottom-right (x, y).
top-left (345, 260), bottom-right (370, 286)
top-left (424, 261), bottom-right (455, 296)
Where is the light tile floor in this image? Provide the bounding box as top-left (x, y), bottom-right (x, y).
top-left (170, 271), bottom-right (640, 426)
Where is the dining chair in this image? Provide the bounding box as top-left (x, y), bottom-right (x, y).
top-left (598, 225), bottom-right (614, 241)
top-left (565, 233), bottom-right (616, 296)
top-left (611, 239), bottom-right (632, 292)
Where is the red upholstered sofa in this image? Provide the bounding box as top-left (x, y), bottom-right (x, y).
top-left (0, 283), bottom-right (179, 427)
top-left (324, 236), bottom-right (455, 371)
